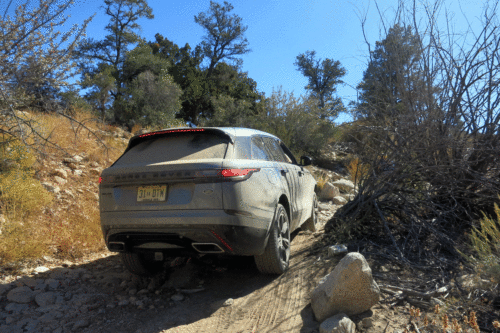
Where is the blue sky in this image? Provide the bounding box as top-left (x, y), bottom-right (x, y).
top-left (65, 0), bottom-right (483, 123)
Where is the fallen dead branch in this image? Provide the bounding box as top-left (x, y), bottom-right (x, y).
top-left (379, 284), bottom-right (449, 300)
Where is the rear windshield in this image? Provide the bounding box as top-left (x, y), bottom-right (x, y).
top-left (115, 133), bottom-right (229, 165)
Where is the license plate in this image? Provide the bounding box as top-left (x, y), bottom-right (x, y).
top-left (137, 185), bottom-right (167, 202)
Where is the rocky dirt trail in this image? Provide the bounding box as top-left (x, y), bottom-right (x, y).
top-left (0, 201), bottom-right (343, 333)
top-left (2, 199), bottom-right (494, 333)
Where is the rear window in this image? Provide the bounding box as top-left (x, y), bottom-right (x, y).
top-left (115, 133), bottom-right (229, 165)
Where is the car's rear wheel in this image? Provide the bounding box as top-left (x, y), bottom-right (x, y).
top-left (302, 194), bottom-right (319, 232)
top-left (254, 204), bottom-right (290, 274)
top-left (121, 252), bottom-right (164, 277)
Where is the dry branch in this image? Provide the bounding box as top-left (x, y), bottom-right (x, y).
top-left (379, 284), bottom-right (449, 300)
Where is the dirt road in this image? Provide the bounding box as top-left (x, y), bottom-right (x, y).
top-left (0, 203), bottom-right (339, 333)
top-left (2, 200), bottom-right (491, 333)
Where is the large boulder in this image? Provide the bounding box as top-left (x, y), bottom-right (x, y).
top-left (311, 252), bottom-right (380, 322)
top-left (320, 182), bottom-right (341, 200)
top-left (320, 313), bottom-right (356, 333)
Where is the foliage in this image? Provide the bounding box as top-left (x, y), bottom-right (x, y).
top-left (294, 50), bottom-right (346, 119)
top-left (150, 34), bottom-right (207, 124)
top-left (254, 87), bottom-right (338, 160)
top-left (0, 0), bottom-right (92, 113)
top-left (328, 2), bottom-right (500, 267)
top-left (199, 94), bottom-right (253, 127)
top-left (355, 24), bottom-right (426, 123)
top-left (125, 70), bottom-right (182, 129)
top-left (194, 1), bottom-right (250, 77)
top-left (80, 63), bottom-right (116, 122)
top-left (75, 0), bottom-right (154, 125)
top-left (117, 43), bottom-right (182, 129)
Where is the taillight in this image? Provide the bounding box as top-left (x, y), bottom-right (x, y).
top-left (219, 168), bottom-right (260, 181)
top-left (138, 128), bottom-right (205, 138)
top-left (192, 168), bottom-right (259, 182)
top-left (98, 175), bottom-right (114, 184)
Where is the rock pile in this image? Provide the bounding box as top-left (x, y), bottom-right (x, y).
top-left (309, 165), bottom-right (357, 205)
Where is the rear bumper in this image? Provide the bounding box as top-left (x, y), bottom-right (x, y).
top-left (100, 209), bottom-right (272, 256)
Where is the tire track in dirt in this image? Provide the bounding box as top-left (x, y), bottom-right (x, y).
top-left (160, 231), bottom-right (325, 333)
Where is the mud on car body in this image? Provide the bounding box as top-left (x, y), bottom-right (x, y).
top-left (98, 127), bottom-right (318, 276)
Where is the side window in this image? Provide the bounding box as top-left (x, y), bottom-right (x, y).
top-left (280, 142), bottom-right (298, 164)
top-left (233, 137), bottom-right (251, 159)
top-left (262, 137), bottom-right (286, 163)
top-left (251, 136), bottom-right (270, 160)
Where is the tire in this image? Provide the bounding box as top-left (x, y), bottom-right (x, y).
top-left (302, 194), bottom-right (319, 232)
top-left (121, 252), bottom-right (164, 277)
top-left (254, 204), bottom-right (291, 274)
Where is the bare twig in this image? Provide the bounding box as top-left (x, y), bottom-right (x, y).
top-left (379, 284), bottom-right (449, 299)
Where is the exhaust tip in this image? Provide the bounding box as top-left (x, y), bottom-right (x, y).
top-left (108, 242), bottom-right (125, 252)
top-left (192, 243), bottom-right (224, 253)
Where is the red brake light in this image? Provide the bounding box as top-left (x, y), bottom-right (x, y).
top-left (220, 169), bottom-right (259, 177)
top-left (98, 176), bottom-right (102, 184)
top-left (138, 128), bottom-right (205, 138)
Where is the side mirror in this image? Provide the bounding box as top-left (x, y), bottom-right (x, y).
top-left (300, 156), bottom-right (312, 166)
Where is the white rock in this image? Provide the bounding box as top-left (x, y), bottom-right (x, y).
top-left (311, 252), bottom-right (380, 322)
top-left (320, 313), bottom-right (356, 333)
top-left (320, 182), bottom-right (341, 200)
top-left (223, 298), bottom-right (234, 306)
top-left (53, 176), bottom-right (67, 185)
top-left (34, 266), bottom-right (50, 273)
top-left (73, 155), bottom-right (83, 162)
top-left (332, 179), bottom-right (355, 193)
top-left (7, 286), bottom-right (35, 303)
top-left (332, 196), bottom-right (348, 205)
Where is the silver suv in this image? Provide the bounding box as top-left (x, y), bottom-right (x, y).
top-left (98, 127), bottom-right (318, 276)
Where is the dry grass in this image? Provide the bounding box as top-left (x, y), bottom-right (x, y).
top-left (460, 201), bottom-right (500, 284)
top-left (311, 170), bottom-right (330, 198)
top-left (0, 108), bottom-right (133, 266)
top-left (346, 156), bottom-right (371, 186)
top-left (397, 305), bottom-right (499, 333)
